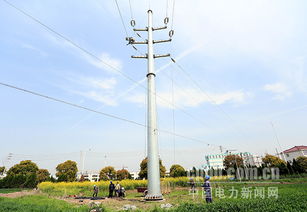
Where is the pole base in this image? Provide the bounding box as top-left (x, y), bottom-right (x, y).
top-left (144, 194), bottom-right (163, 201)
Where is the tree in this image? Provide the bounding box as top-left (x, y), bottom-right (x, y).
top-left (138, 158), bottom-right (166, 179)
top-left (296, 156), bottom-right (307, 173)
top-left (37, 169), bottom-right (50, 183)
top-left (7, 160), bottom-right (38, 176)
top-left (169, 164), bottom-right (186, 177)
top-left (223, 155), bottom-right (243, 169)
top-left (56, 160), bottom-right (78, 182)
top-left (99, 166), bottom-right (116, 180)
top-left (116, 169), bottom-right (131, 180)
top-left (0, 167), bottom-right (5, 175)
top-left (262, 154), bottom-right (285, 167)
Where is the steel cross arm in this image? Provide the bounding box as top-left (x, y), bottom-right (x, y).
top-left (154, 54), bottom-right (170, 58)
top-left (132, 40), bottom-right (148, 44)
top-left (131, 55), bottom-right (148, 59)
top-left (133, 28), bottom-right (148, 31)
top-left (153, 39), bottom-right (172, 44)
top-left (152, 26), bottom-right (167, 31)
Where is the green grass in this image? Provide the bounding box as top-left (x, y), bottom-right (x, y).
top-left (0, 195), bottom-right (91, 212)
top-left (0, 188), bottom-right (29, 193)
top-left (1, 177), bottom-right (306, 211)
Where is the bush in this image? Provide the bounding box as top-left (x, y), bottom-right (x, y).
top-left (0, 174), bottom-right (38, 188)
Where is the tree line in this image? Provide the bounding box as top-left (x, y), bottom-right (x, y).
top-left (0, 157), bottom-right (187, 188)
top-left (1, 154), bottom-right (305, 188)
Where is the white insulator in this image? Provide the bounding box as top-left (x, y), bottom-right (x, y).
top-left (164, 17), bottom-right (169, 25)
top-left (130, 20), bottom-right (136, 27)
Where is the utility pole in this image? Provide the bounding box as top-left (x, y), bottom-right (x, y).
top-left (271, 121), bottom-right (286, 161)
top-left (129, 10), bottom-right (171, 201)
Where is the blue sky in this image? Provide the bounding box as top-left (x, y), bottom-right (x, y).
top-left (1, 0), bottom-right (307, 174)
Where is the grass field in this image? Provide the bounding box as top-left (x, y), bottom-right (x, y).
top-left (0, 195), bottom-right (90, 212)
top-left (0, 188), bottom-right (29, 194)
top-left (1, 177), bottom-right (306, 211)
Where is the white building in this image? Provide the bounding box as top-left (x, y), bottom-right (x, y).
top-left (0, 173), bottom-right (6, 179)
top-left (77, 171), bottom-right (99, 182)
top-left (252, 155), bottom-right (263, 167)
top-left (130, 172), bottom-right (139, 180)
top-left (203, 152), bottom-right (256, 170)
top-left (281, 146), bottom-right (307, 162)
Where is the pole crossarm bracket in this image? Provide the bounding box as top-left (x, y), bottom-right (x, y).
top-left (131, 55), bottom-right (148, 59)
top-left (132, 40), bottom-right (148, 45)
top-left (154, 54), bottom-right (170, 58)
top-left (153, 26), bottom-right (167, 31)
top-left (133, 28), bottom-right (148, 31)
top-left (153, 39), bottom-right (172, 44)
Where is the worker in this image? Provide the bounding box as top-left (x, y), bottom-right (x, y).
top-left (119, 186), bottom-right (126, 197)
top-left (203, 175), bottom-right (212, 203)
top-left (93, 185), bottom-right (99, 197)
top-left (108, 181), bottom-right (115, 198)
top-left (115, 182), bottom-right (120, 197)
top-left (189, 178), bottom-right (196, 193)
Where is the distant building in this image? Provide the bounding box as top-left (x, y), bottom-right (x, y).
top-left (0, 173), bottom-right (6, 179)
top-left (203, 152), bottom-right (256, 171)
top-left (130, 172), bottom-right (139, 180)
top-left (77, 171), bottom-right (99, 182)
top-left (281, 146), bottom-right (307, 162)
top-left (252, 155), bottom-right (263, 167)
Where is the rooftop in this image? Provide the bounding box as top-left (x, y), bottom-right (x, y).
top-left (283, 146), bottom-right (307, 153)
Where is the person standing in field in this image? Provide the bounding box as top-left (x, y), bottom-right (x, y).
top-left (115, 182), bottom-right (120, 197)
top-left (108, 181), bottom-right (115, 198)
top-left (93, 185), bottom-right (99, 197)
top-left (189, 178), bottom-right (196, 193)
top-left (203, 175), bottom-right (212, 203)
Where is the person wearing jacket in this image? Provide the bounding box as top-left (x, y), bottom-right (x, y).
top-left (93, 185), bottom-right (99, 197)
top-left (202, 175), bottom-right (212, 203)
top-left (108, 181), bottom-right (115, 198)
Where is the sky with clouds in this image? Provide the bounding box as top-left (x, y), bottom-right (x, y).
top-left (1, 0), bottom-right (307, 174)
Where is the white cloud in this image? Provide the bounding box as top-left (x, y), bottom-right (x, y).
top-left (84, 52), bottom-right (123, 73)
top-left (62, 75), bottom-right (118, 106)
top-left (44, 33), bottom-right (122, 73)
top-left (126, 88), bottom-right (249, 108)
top-left (263, 82), bottom-right (292, 100)
top-left (81, 77), bottom-right (117, 90)
top-left (21, 43), bottom-right (48, 57)
top-left (75, 90), bottom-right (117, 106)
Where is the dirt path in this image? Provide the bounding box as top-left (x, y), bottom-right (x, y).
top-left (0, 190), bottom-right (38, 198)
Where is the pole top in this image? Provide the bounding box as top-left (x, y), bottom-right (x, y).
top-left (148, 9), bottom-right (153, 14)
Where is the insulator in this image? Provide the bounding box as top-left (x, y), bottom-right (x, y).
top-left (130, 20), bottom-right (136, 27)
top-left (169, 30), bottom-right (174, 37)
top-left (164, 17), bottom-right (169, 25)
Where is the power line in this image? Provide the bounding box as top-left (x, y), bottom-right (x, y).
top-left (113, 0), bottom-right (144, 55)
top-left (171, 58), bottom-right (244, 128)
top-left (170, 0), bottom-right (176, 30)
top-left (114, 0), bottom-right (129, 37)
top-left (170, 58), bottom-right (256, 151)
top-left (0, 82), bottom-right (145, 127)
top-left (0, 81), bottom-right (218, 147)
top-left (128, 0), bottom-right (134, 20)
top-left (2, 0), bottom-right (211, 132)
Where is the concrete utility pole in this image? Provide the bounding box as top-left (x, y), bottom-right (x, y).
top-left (130, 10), bottom-right (171, 201)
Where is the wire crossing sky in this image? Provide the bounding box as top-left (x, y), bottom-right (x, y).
top-left (1, 0), bottom-right (307, 173)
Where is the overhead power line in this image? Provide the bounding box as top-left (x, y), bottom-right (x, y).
top-left (2, 0), bottom-right (208, 131)
top-left (0, 81), bottom-right (218, 147)
top-left (170, 58), bottom-right (254, 150)
top-left (128, 0), bottom-right (134, 20)
top-left (0, 82), bottom-right (145, 127)
top-left (114, 0), bottom-right (128, 37)
top-left (170, 0), bottom-right (176, 30)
